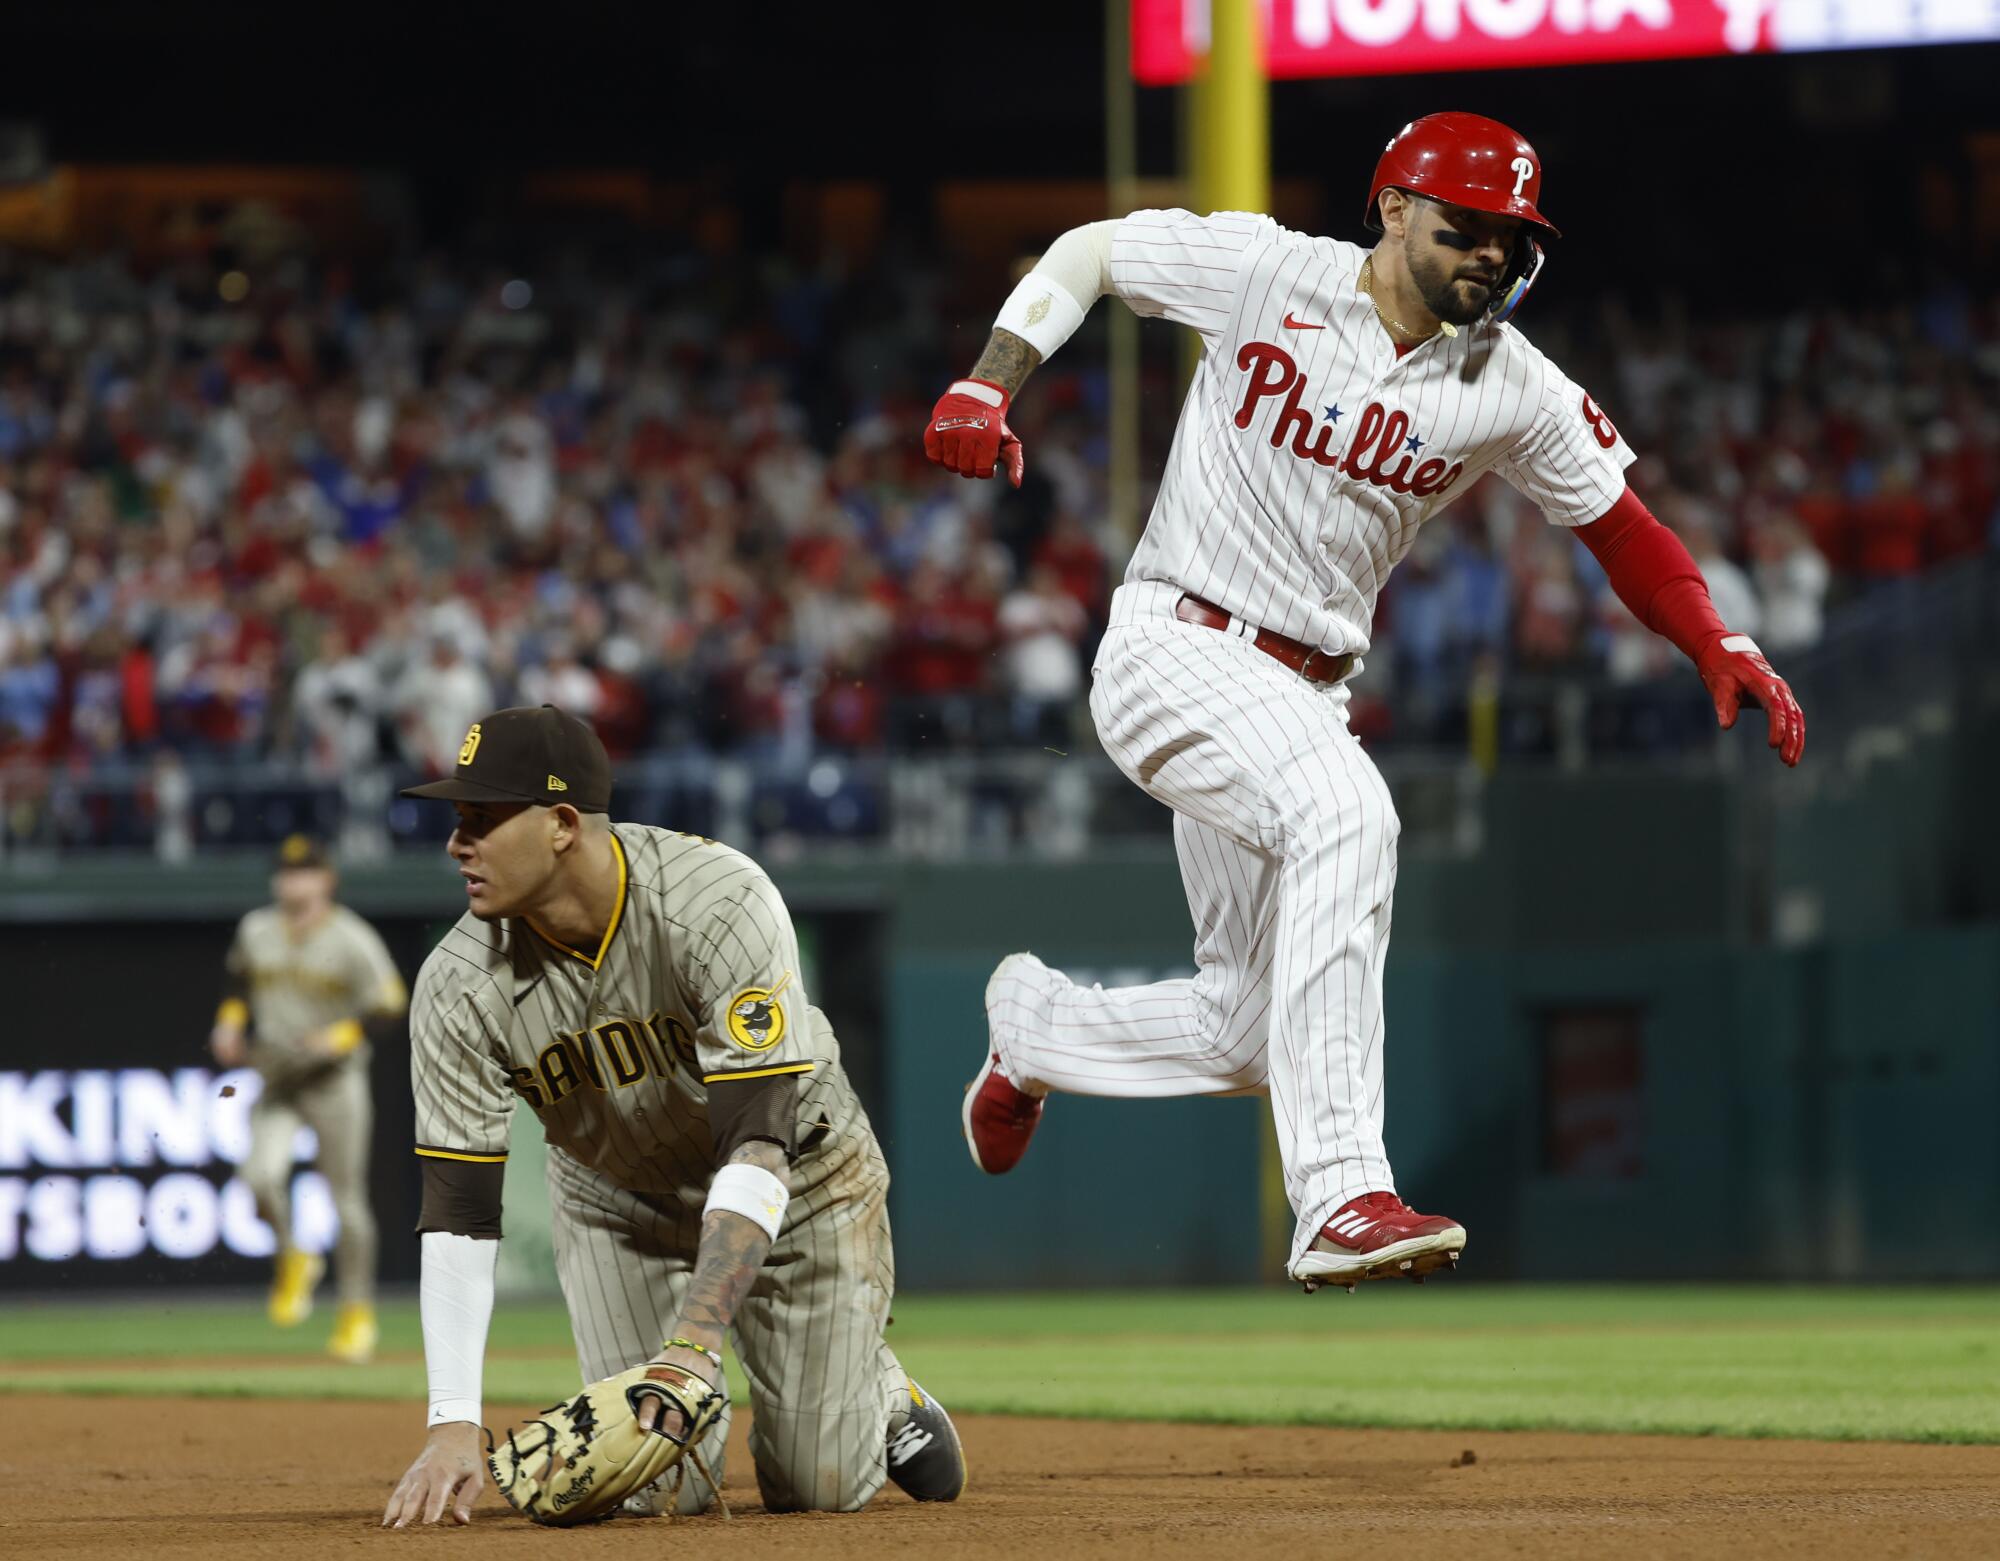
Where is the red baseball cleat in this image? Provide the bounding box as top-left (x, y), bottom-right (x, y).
top-left (962, 1052), bottom-right (1043, 1174)
top-left (1289, 1191), bottom-right (1466, 1293)
top-left (962, 953), bottom-right (1051, 1174)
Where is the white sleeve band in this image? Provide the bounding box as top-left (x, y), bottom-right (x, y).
top-left (949, 378), bottom-right (1005, 407)
top-left (992, 220), bottom-right (1117, 362)
top-left (421, 1229), bottom-right (498, 1428)
top-left (996, 272), bottom-right (1089, 361)
top-left (703, 1162), bottom-right (789, 1242)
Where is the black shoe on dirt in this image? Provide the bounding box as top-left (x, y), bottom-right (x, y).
top-left (886, 1379), bottom-right (966, 1502)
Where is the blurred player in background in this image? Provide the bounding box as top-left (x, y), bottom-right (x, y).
top-left (927, 111), bottom-right (1804, 1293)
top-left (209, 834), bottom-right (408, 1361)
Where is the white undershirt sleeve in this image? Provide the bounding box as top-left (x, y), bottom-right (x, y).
top-left (1036, 220), bottom-right (1118, 312)
top-left (993, 220), bottom-right (1119, 362)
top-left (421, 1229), bottom-right (498, 1427)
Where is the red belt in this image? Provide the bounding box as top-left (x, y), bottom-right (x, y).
top-left (1173, 593), bottom-right (1354, 686)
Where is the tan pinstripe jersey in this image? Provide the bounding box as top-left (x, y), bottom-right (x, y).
top-left (226, 904), bottom-right (406, 1088)
top-left (408, 823), bottom-right (870, 1207)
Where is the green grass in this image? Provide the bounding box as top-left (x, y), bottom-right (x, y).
top-left (5, 1285), bottom-right (1999, 1444)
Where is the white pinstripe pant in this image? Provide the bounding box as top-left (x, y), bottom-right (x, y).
top-left (1019, 581), bottom-right (1399, 1268)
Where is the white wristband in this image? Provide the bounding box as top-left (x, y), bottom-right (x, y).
top-left (995, 270), bottom-right (1089, 361)
top-left (421, 1230), bottom-right (497, 1428)
top-left (948, 378), bottom-right (1005, 408)
top-left (704, 1162), bottom-right (789, 1241)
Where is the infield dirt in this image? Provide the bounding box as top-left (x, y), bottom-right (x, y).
top-left (7, 1392), bottom-right (1997, 1559)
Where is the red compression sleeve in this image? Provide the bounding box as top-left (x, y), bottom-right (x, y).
top-left (1573, 487), bottom-right (1730, 663)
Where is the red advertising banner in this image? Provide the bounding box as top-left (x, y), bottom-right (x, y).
top-left (1132, 0), bottom-right (2000, 85)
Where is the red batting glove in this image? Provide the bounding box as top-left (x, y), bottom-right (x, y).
top-left (923, 378), bottom-right (1024, 488)
top-left (1697, 633), bottom-right (1805, 767)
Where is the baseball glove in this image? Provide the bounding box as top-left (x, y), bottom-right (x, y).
top-left (486, 1361), bottom-right (727, 1525)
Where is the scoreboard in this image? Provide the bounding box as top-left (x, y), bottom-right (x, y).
top-left (1133, 0), bottom-right (2000, 83)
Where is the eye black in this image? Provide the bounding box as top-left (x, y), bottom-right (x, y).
top-left (1435, 230), bottom-right (1476, 251)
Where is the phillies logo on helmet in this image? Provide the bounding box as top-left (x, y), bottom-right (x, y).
top-left (1366, 111), bottom-right (1557, 237)
top-left (1232, 342), bottom-right (1465, 499)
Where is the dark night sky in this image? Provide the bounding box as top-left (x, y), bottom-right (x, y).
top-left (8, 2), bottom-right (1999, 294)
top-left (6, 6), bottom-right (1990, 169)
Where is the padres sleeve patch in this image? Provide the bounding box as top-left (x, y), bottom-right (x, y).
top-left (725, 984), bottom-right (788, 1052)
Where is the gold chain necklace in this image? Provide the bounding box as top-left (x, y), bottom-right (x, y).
top-left (1359, 257), bottom-right (1456, 343)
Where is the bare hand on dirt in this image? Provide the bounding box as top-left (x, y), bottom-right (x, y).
top-left (382, 1421), bottom-right (486, 1528)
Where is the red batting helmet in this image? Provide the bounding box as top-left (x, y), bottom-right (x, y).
top-left (1364, 112), bottom-right (1559, 237)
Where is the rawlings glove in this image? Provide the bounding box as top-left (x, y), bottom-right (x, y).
top-left (923, 378), bottom-right (1024, 487)
top-left (486, 1360), bottom-right (726, 1525)
top-left (1698, 633), bottom-right (1805, 767)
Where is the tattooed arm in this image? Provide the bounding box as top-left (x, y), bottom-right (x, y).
top-left (926, 221), bottom-right (1120, 479)
top-left (968, 329), bottom-right (1043, 399)
top-left (636, 1136), bottom-right (787, 1434)
top-left (674, 1137), bottom-right (785, 1350)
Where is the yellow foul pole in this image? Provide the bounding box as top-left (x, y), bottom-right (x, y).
top-left (1182, 0), bottom-right (1268, 381)
top-left (1185, 0), bottom-right (1286, 1280)
top-left (1198, 0), bottom-right (1268, 217)
top-left (1106, 0), bottom-right (1141, 552)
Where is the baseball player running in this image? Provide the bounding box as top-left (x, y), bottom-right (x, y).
top-left (380, 704), bottom-right (963, 1526)
top-left (209, 833), bottom-right (407, 1361)
top-left (926, 112), bottom-right (1805, 1293)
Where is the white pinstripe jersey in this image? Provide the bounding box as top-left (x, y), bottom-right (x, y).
top-left (408, 823), bottom-right (868, 1203)
top-left (1111, 208), bottom-right (1637, 654)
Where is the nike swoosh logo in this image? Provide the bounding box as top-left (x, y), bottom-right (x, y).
top-left (512, 974), bottom-right (548, 1009)
top-left (1283, 313), bottom-right (1323, 330)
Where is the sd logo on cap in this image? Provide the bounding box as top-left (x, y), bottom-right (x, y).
top-left (402, 706), bottom-right (612, 813)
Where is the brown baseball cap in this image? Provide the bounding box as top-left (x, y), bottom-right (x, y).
top-left (274, 834), bottom-right (332, 871)
top-left (400, 705), bottom-right (612, 813)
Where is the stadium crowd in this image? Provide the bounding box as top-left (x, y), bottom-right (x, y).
top-left (0, 229), bottom-right (1994, 779)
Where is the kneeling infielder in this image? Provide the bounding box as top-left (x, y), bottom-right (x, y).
top-left (382, 704), bottom-right (962, 1525)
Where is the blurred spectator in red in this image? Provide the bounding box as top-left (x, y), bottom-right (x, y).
top-left (885, 561), bottom-right (996, 700)
top-left (1848, 468), bottom-right (1929, 584)
top-left (119, 633), bottom-right (160, 750)
top-left (1511, 531), bottom-right (1586, 669)
top-left (589, 639), bottom-right (652, 761)
top-left (1033, 509), bottom-right (1108, 618)
top-left (813, 647), bottom-right (887, 753)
